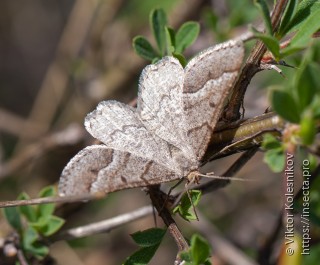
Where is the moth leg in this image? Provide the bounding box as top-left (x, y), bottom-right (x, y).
top-left (158, 178), bottom-right (185, 214)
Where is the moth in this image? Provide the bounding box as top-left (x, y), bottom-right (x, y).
top-left (58, 40), bottom-right (245, 196)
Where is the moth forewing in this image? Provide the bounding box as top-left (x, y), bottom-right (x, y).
top-left (58, 40), bottom-right (245, 196)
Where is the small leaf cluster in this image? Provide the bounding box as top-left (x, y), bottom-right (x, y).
top-left (262, 134), bottom-right (286, 173)
top-left (262, 49), bottom-right (320, 172)
top-left (179, 234), bottom-right (212, 265)
top-left (124, 228), bottom-right (166, 265)
top-left (133, 8), bottom-right (200, 66)
top-left (2, 186), bottom-right (64, 259)
top-left (173, 190), bottom-right (202, 221)
top-left (272, 46), bottom-right (320, 143)
top-left (257, 1), bottom-right (320, 172)
top-left (124, 228), bottom-right (211, 265)
top-left (253, 0), bottom-right (320, 60)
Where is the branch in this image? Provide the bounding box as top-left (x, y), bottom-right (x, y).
top-left (17, 249), bottom-right (29, 265)
top-left (0, 111), bottom-right (284, 181)
top-left (0, 113), bottom-right (285, 207)
top-left (0, 193), bottom-right (102, 208)
top-left (197, 147), bottom-right (259, 195)
top-left (0, 108), bottom-right (43, 139)
top-left (205, 112), bottom-right (284, 160)
top-left (225, 0), bottom-right (289, 121)
top-left (0, 124), bottom-right (85, 180)
top-left (51, 205), bottom-right (153, 242)
top-left (148, 185), bottom-right (189, 261)
top-left (20, 0), bottom-right (102, 137)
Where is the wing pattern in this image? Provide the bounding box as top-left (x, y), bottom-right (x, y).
top-left (59, 40), bottom-right (244, 196)
top-left (183, 40), bottom-right (244, 159)
top-left (59, 145), bottom-right (179, 195)
top-left (137, 57), bottom-right (195, 160)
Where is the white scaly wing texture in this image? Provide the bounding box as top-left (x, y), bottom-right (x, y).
top-left (84, 100), bottom-right (187, 173)
top-left (59, 145), bottom-right (179, 195)
top-left (182, 40), bottom-right (244, 160)
top-left (58, 40), bottom-right (244, 196)
top-left (137, 57), bottom-right (196, 162)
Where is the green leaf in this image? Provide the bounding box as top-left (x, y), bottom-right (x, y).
top-left (309, 209), bottom-right (320, 227)
top-left (17, 193), bottom-right (37, 222)
top-left (151, 57), bottom-right (161, 64)
top-left (30, 216), bottom-right (48, 231)
top-left (271, 89), bottom-right (300, 123)
top-left (175, 22), bottom-right (200, 54)
top-left (39, 186), bottom-right (55, 197)
top-left (131, 228), bottom-right (166, 247)
top-left (22, 226), bottom-right (49, 258)
top-left (282, 0), bottom-right (320, 34)
top-left (308, 153), bottom-right (318, 171)
top-left (300, 110), bottom-right (316, 145)
top-left (165, 26), bottom-right (175, 56)
top-left (133, 36), bottom-right (158, 61)
top-left (38, 186), bottom-right (55, 218)
top-left (172, 53), bottom-right (187, 67)
top-left (281, 8), bottom-right (320, 57)
top-left (150, 8), bottom-right (167, 56)
top-left (280, 46), bottom-right (305, 58)
top-left (173, 190), bottom-right (201, 221)
top-left (166, 27), bottom-right (175, 46)
top-left (264, 148), bottom-right (286, 172)
top-left (203, 9), bottom-right (218, 33)
top-left (124, 245), bottom-right (159, 265)
top-left (254, 0), bottom-right (272, 35)
top-left (38, 216), bottom-right (65, 236)
top-left (180, 251), bottom-right (192, 263)
top-left (252, 28), bottom-right (280, 59)
top-left (124, 228), bottom-right (166, 264)
top-left (3, 207), bottom-right (22, 233)
top-left (278, 0), bottom-right (298, 37)
top-left (295, 62), bottom-right (320, 112)
top-left (262, 133), bottom-right (282, 150)
top-left (190, 234), bottom-right (211, 265)
top-left (23, 226), bottom-right (38, 246)
top-left (27, 243), bottom-right (49, 259)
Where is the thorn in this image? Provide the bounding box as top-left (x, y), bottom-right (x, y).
top-left (278, 60), bottom-right (297, 69)
top-left (260, 63), bottom-right (286, 78)
top-left (270, 65), bottom-right (286, 78)
top-left (264, 106), bottom-right (272, 113)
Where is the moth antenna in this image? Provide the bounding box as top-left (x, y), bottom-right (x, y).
top-left (0, 193), bottom-right (105, 208)
top-left (197, 172), bottom-right (255, 182)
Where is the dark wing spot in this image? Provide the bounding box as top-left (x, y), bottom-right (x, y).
top-left (90, 169), bottom-right (99, 175)
top-left (121, 176), bottom-right (128, 183)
